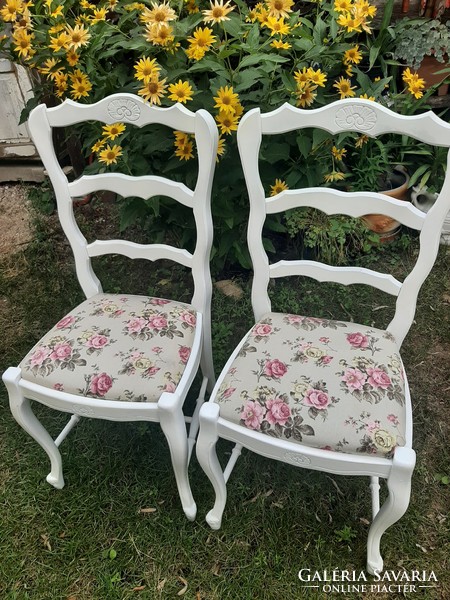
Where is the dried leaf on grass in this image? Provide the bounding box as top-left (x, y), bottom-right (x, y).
top-left (138, 507), bottom-right (157, 514)
top-left (177, 576), bottom-right (188, 596)
top-left (132, 586), bottom-right (146, 592)
top-left (214, 280), bottom-right (244, 299)
top-left (40, 534), bottom-right (52, 551)
top-left (157, 578), bottom-right (166, 591)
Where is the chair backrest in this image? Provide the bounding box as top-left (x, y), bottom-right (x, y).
top-left (237, 99), bottom-right (450, 346)
top-left (28, 94), bottom-right (218, 317)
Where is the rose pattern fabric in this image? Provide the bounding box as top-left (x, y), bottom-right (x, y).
top-left (215, 312), bottom-right (407, 458)
top-left (20, 294), bottom-right (198, 402)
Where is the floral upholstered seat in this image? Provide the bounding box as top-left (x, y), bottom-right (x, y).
top-left (20, 294), bottom-right (198, 403)
top-left (215, 313), bottom-right (406, 458)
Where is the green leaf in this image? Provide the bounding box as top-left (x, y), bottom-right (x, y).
top-left (246, 23), bottom-right (260, 49)
top-left (234, 68), bottom-right (264, 92)
top-left (222, 14), bottom-right (242, 38)
top-left (312, 129), bottom-right (331, 149)
top-left (297, 134), bottom-right (312, 159)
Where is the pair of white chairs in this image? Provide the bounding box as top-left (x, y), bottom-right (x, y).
top-left (3, 94), bottom-right (450, 573)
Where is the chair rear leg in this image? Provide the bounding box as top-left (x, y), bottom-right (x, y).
top-left (196, 402), bottom-right (227, 530)
top-left (366, 447), bottom-right (416, 574)
top-left (3, 367), bottom-right (65, 489)
top-left (158, 394), bottom-right (196, 521)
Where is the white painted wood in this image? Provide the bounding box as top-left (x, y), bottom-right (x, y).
top-left (4, 95), bottom-right (218, 517)
top-left (196, 98), bottom-right (449, 573)
top-left (0, 70), bottom-right (33, 143)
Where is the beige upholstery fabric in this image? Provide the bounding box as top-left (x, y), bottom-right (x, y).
top-left (215, 313), bottom-right (406, 457)
top-left (20, 294), bottom-right (198, 402)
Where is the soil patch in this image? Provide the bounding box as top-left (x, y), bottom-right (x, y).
top-left (0, 184), bottom-right (32, 255)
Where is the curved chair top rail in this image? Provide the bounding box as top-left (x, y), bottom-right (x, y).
top-left (257, 99), bottom-right (450, 147)
top-left (45, 93), bottom-right (198, 133)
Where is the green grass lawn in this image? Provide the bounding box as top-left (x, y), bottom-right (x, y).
top-left (0, 190), bottom-right (449, 599)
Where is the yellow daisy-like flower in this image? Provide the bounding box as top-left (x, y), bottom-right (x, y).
top-left (359, 93), bottom-right (375, 101)
top-left (216, 136), bottom-right (226, 161)
top-left (50, 4), bottom-right (64, 18)
top-left (80, 0), bottom-right (95, 8)
top-left (69, 68), bottom-right (88, 84)
top-left (294, 67), bottom-right (310, 86)
top-left (344, 45), bottom-right (362, 65)
top-left (334, 0), bottom-right (352, 11)
top-left (144, 22), bottom-right (174, 46)
top-left (331, 146), bottom-right (347, 160)
top-left (91, 139), bottom-right (105, 153)
top-left (175, 140), bottom-right (194, 161)
top-left (355, 0), bottom-right (376, 18)
top-left (203, 0), bottom-right (234, 24)
top-left (140, 1), bottom-right (177, 27)
top-left (168, 80), bottom-right (194, 103)
top-left (138, 75), bottom-right (168, 105)
top-left (187, 26), bottom-right (216, 52)
top-left (324, 171), bottom-right (345, 183)
top-left (66, 49), bottom-right (79, 67)
top-left (407, 80), bottom-right (425, 99)
top-left (333, 76), bottom-right (356, 99)
top-left (0, 0), bottom-right (24, 22)
top-left (215, 110), bottom-right (239, 135)
top-left (295, 83), bottom-right (317, 108)
top-left (336, 13), bottom-right (360, 32)
top-left (270, 39), bottom-right (291, 50)
top-left (213, 85), bottom-right (240, 114)
top-left (54, 72), bottom-right (68, 97)
top-left (185, 0), bottom-right (199, 13)
top-left (307, 68), bottom-right (327, 87)
top-left (355, 134), bottom-right (369, 148)
top-left (256, 6), bottom-right (270, 25)
top-left (12, 27), bottom-right (34, 58)
top-left (91, 8), bottom-right (108, 23)
top-left (174, 131), bottom-right (190, 147)
top-left (102, 122), bottom-right (126, 140)
top-left (98, 144), bottom-right (123, 165)
top-left (402, 67), bottom-right (423, 86)
top-left (70, 77), bottom-right (92, 100)
top-left (134, 57), bottom-right (161, 82)
top-left (65, 24), bottom-right (91, 50)
top-left (265, 0), bottom-right (294, 19)
top-left (345, 64), bottom-right (354, 77)
top-left (49, 23), bottom-right (65, 34)
top-left (270, 178), bottom-right (288, 196)
top-left (266, 16), bottom-right (290, 36)
top-left (39, 58), bottom-right (62, 80)
top-left (16, 7), bottom-right (32, 30)
top-left (49, 32), bottom-right (71, 52)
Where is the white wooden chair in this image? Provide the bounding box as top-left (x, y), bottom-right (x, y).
top-left (196, 99), bottom-right (450, 571)
top-left (2, 93), bottom-right (218, 520)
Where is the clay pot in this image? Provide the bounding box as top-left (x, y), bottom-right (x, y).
top-left (417, 55), bottom-right (449, 97)
top-left (362, 166), bottom-right (410, 242)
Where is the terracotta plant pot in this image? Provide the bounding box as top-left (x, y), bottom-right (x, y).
top-left (417, 55), bottom-right (449, 97)
top-left (362, 166), bottom-right (410, 242)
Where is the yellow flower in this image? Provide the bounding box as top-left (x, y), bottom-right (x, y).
top-left (333, 76), bottom-right (356, 99)
top-left (215, 110), bottom-right (239, 135)
top-left (256, 6), bottom-right (270, 25)
top-left (49, 23), bottom-right (65, 34)
top-left (331, 146), bottom-right (346, 160)
top-left (294, 67), bottom-right (310, 85)
top-left (407, 80), bottom-right (425, 99)
top-left (54, 71), bottom-right (68, 97)
top-left (266, 16), bottom-right (290, 36)
top-left (270, 178), bottom-right (288, 196)
top-left (355, 134), bottom-right (369, 148)
top-left (38, 58), bottom-right (62, 79)
top-left (140, 1), bottom-right (177, 27)
top-left (307, 68), bottom-right (327, 87)
top-left (359, 93), bottom-right (375, 101)
top-left (102, 122), bottom-right (126, 140)
top-left (144, 22), bottom-right (174, 46)
top-left (0, 0), bottom-right (24, 22)
top-left (343, 45), bottom-right (362, 65)
top-left (66, 49), bottom-right (79, 66)
top-left (345, 64), bottom-right (354, 77)
top-left (91, 139), bottom-right (105, 153)
top-left (70, 76), bottom-right (92, 99)
top-left (402, 67), bottom-right (423, 85)
top-left (49, 32), bottom-right (70, 52)
top-left (336, 13), bottom-right (360, 32)
top-left (12, 27), bottom-right (34, 58)
top-left (216, 136), bottom-right (226, 161)
top-left (174, 131), bottom-right (190, 147)
top-left (138, 75), bottom-right (168, 104)
top-left (295, 83), bottom-right (317, 108)
top-left (69, 68), bottom-right (88, 84)
top-left (324, 171), bottom-right (345, 183)
top-left (213, 85), bottom-right (240, 114)
top-left (98, 144), bottom-right (123, 165)
top-left (202, 0), bottom-right (234, 24)
top-left (50, 4), bottom-right (64, 18)
top-left (65, 24), bottom-right (91, 50)
top-left (185, 0), bottom-right (199, 13)
top-left (134, 57), bottom-right (161, 82)
top-left (175, 140), bottom-right (194, 161)
top-left (266, 0), bottom-right (294, 19)
top-left (333, 0), bottom-right (352, 12)
top-left (355, 0), bottom-right (376, 18)
top-left (186, 26), bottom-right (216, 61)
top-left (91, 8), bottom-right (108, 23)
top-left (270, 39), bottom-right (291, 50)
top-left (168, 80), bottom-right (194, 103)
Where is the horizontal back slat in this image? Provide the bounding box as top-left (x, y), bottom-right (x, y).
top-left (87, 240), bottom-right (193, 268)
top-left (261, 100), bottom-right (450, 147)
top-left (46, 94), bottom-right (197, 132)
top-left (269, 260), bottom-right (402, 296)
top-left (69, 174), bottom-right (194, 208)
top-left (266, 188), bottom-right (426, 230)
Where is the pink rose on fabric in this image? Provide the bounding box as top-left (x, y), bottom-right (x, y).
top-left (89, 373), bottom-right (113, 396)
top-left (150, 298), bottom-right (170, 306)
top-left (53, 383), bottom-right (64, 391)
top-left (387, 414), bottom-right (399, 426)
top-left (266, 397), bottom-right (291, 426)
top-left (240, 400), bottom-right (264, 430)
top-left (342, 367), bottom-right (367, 390)
top-left (126, 317), bottom-right (147, 334)
top-left (145, 366), bottom-right (160, 377)
top-left (180, 311), bottom-right (197, 327)
top-left (321, 355), bottom-right (333, 365)
top-left (148, 316), bottom-right (168, 329)
top-left (152, 346), bottom-right (163, 354)
top-left (264, 359), bottom-right (288, 379)
top-left (367, 367), bottom-right (391, 389)
top-left (221, 387), bottom-right (236, 400)
top-left (178, 346), bottom-right (191, 364)
top-left (56, 315), bottom-right (75, 330)
top-left (163, 382), bottom-right (177, 393)
top-left (30, 347), bottom-right (50, 367)
top-left (319, 337), bottom-right (330, 343)
top-left (321, 445), bottom-right (333, 451)
top-left (303, 389), bottom-right (330, 410)
top-left (286, 315), bottom-right (303, 323)
top-left (253, 323), bottom-right (272, 337)
top-left (87, 334), bottom-right (108, 349)
top-left (366, 420), bottom-right (380, 433)
top-left (50, 343), bottom-right (72, 361)
top-left (346, 332), bottom-right (369, 349)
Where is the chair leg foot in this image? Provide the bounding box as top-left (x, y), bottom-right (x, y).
top-left (3, 367), bottom-right (65, 489)
top-left (196, 402), bottom-right (227, 529)
top-left (366, 447), bottom-right (416, 574)
top-left (159, 395), bottom-right (196, 520)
